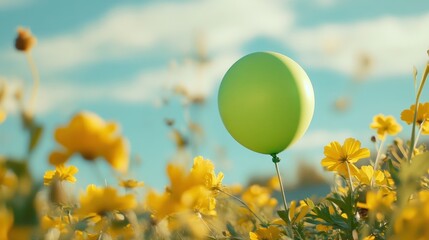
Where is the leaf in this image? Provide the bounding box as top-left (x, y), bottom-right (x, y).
top-left (277, 210), bottom-right (290, 224)
top-left (305, 198), bottom-right (315, 209)
top-left (387, 159), bottom-right (400, 186)
top-left (400, 152), bottom-right (429, 184)
top-left (226, 222), bottom-right (239, 237)
top-left (28, 124), bottom-right (43, 154)
top-left (397, 152), bottom-right (429, 206)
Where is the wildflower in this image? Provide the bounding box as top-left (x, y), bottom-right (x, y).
top-left (401, 102), bottom-right (429, 124)
top-left (356, 165), bottom-right (385, 186)
top-left (166, 212), bottom-right (209, 239)
top-left (0, 165), bottom-right (18, 198)
top-left (0, 108), bottom-right (6, 124)
top-left (316, 224), bottom-right (333, 232)
top-left (357, 190), bottom-right (395, 221)
top-left (242, 185), bottom-right (277, 211)
top-left (77, 185), bottom-right (136, 216)
top-left (321, 138), bottom-right (370, 177)
top-left (190, 156), bottom-right (224, 190)
top-left (74, 231), bottom-right (100, 240)
top-left (249, 226), bottom-right (281, 240)
top-left (401, 103), bottom-right (429, 134)
top-left (146, 156), bottom-right (223, 221)
top-left (40, 215), bottom-right (73, 235)
top-left (357, 190), bottom-right (395, 211)
top-left (370, 114), bottom-right (402, 139)
top-left (43, 164), bottom-right (78, 186)
top-left (15, 27), bottom-right (36, 52)
top-left (267, 175), bottom-right (281, 191)
top-left (393, 192), bottom-right (429, 240)
top-left (119, 179), bottom-right (144, 189)
top-left (49, 111), bottom-right (129, 172)
top-left (0, 206), bottom-right (13, 240)
top-left (287, 200), bottom-right (310, 223)
top-left (0, 82), bottom-right (6, 124)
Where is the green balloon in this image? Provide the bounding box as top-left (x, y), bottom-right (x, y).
top-left (218, 52), bottom-right (314, 155)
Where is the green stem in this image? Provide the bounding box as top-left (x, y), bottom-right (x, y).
top-left (371, 136), bottom-right (385, 187)
top-left (345, 161), bottom-right (355, 192)
top-left (408, 62), bottom-right (429, 162)
top-left (413, 120), bottom-right (425, 151)
top-left (25, 52), bottom-right (39, 117)
top-left (271, 154), bottom-right (289, 210)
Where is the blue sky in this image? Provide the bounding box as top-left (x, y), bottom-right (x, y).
top-left (0, 0), bottom-right (428, 190)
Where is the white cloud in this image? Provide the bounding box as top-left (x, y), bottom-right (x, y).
top-left (36, 81), bottom-right (101, 114)
top-left (32, 52), bottom-right (241, 113)
top-left (33, 0), bottom-right (293, 72)
top-left (31, 1), bottom-right (429, 79)
top-left (286, 13), bottom-right (429, 77)
top-left (17, 0), bottom-right (293, 113)
top-left (5, 0), bottom-right (429, 114)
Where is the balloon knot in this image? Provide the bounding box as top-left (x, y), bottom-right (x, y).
top-left (271, 154), bottom-right (281, 163)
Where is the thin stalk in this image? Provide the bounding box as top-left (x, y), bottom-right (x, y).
top-left (371, 136), bottom-right (385, 187)
top-left (217, 188), bottom-right (265, 224)
top-left (197, 213), bottom-right (216, 237)
top-left (408, 62), bottom-right (429, 161)
top-left (271, 154), bottom-right (289, 210)
top-left (345, 161), bottom-right (355, 192)
top-left (25, 52), bottom-right (39, 116)
top-left (413, 120), bottom-right (425, 151)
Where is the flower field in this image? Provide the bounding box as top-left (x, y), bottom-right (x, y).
top-left (2, 24), bottom-right (429, 240)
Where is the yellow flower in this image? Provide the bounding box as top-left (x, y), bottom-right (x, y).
top-left (190, 156), bottom-right (224, 190)
top-left (146, 156), bottom-right (223, 221)
top-left (363, 236), bottom-right (375, 240)
top-left (0, 206), bottom-right (13, 240)
top-left (370, 114), bottom-right (402, 139)
top-left (393, 191), bottom-right (429, 240)
top-left (15, 27), bottom-right (36, 52)
top-left (43, 164), bottom-right (78, 186)
top-left (77, 185), bottom-right (136, 216)
top-left (356, 165), bottom-right (385, 186)
top-left (288, 200), bottom-right (310, 223)
top-left (40, 215), bottom-right (74, 234)
top-left (119, 179), bottom-right (144, 189)
top-left (401, 102), bottom-right (429, 124)
top-left (321, 138), bottom-right (370, 177)
top-left (0, 165), bottom-right (18, 198)
top-left (267, 175), bottom-right (281, 191)
top-left (0, 107), bottom-right (6, 124)
top-left (249, 226), bottom-right (281, 240)
top-left (49, 111), bottom-right (129, 172)
top-left (401, 103), bottom-right (429, 134)
top-left (357, 190), bottom-right (396, 212)
top-left (316, 224), bottom-right (333, 232)
top-left (242, 185), bottom-right (277, 211)
top-left (74, 231), bottom-right (99, 240)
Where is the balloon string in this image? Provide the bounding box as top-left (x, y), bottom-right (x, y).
top-left (271, 154), bottom-right (289, 210)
